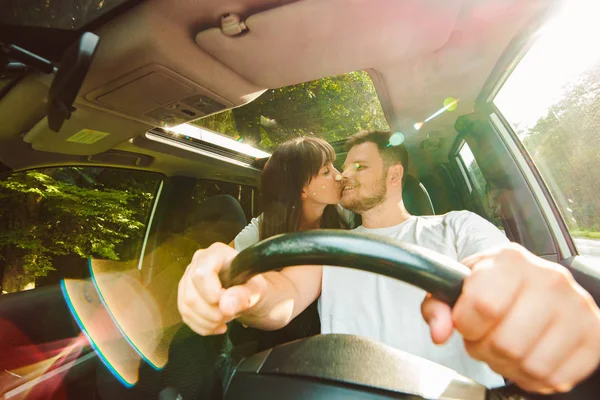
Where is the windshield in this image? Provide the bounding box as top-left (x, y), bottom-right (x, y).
top-left (191, 70), bottom-right (390, 152)
top-left (0, 0), bottom-right (131, 30)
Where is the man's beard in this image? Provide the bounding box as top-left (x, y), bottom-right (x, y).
top-left (341, 177), bottom-right (387, 214)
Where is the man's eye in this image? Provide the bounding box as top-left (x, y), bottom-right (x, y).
top-left (354, 163), bottom-right (362, 170)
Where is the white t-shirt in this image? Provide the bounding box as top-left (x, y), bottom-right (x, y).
top-left (233, 209), bottom-right (508, 387)
top-left (318, 210), bottom-right (509, 387)
top-left (234, 204), bottom-right (354, 251)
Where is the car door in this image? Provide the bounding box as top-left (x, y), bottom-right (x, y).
top-left (444, 7), bottom-right (600, 396)
top-left (0, 165), bottom-right (254, 399)
top-left (0, 166), bottom-right (164, 399)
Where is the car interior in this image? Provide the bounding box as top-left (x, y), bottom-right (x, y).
top-left (1, 0), bottom-right (600, 399)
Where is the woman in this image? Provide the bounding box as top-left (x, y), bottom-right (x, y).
top-left (228, 136), bottom-right (353, 355)
top-left (176, 137), bottom-right (353, 396)
top-left (233, 136), bottom-right (353, 251)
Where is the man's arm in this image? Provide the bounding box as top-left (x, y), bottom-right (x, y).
top-left (421, 243), bottom-right (600, 394)
top-left (178, 243), bottom-right (321, 335)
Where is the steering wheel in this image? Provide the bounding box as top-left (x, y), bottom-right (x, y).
top-left (219, 230), bottom-right (571, 400)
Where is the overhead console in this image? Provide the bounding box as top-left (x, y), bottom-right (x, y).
top-left (86, 64), bottom-right (232, 128)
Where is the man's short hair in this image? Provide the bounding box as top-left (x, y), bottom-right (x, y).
top-left (346, 130), bottom-right (409, 180)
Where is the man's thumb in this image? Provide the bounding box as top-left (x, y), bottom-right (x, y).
top-left (421, 294), bottom-right (454, 344)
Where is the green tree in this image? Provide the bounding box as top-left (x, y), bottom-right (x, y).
top-left (193, 71), bottom-right (389, 151)
top-left (0, 167), bottom-right (160, 293)
top-left (522, 64), bottom-right (600, 234)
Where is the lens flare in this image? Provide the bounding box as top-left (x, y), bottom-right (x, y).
top-left (0, 318), bottom-right (88, 398)
top-left (89, 261), bottom-right (163, 371)
top-left (62, 233), bottom-right (230, 389)
top-left (443, 97), bottom-right (458, 111)
top-left (90, 234), bottom-right (203, 373)
top-left (61, 279), bottom-right (141, 387)
top-left (389, 132), bottom-right (405, 146)
top-left (424, 97), bottom-right (460, 124)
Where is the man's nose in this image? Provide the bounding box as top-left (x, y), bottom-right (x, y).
top-left (341, 166), bottom-right (353, 179)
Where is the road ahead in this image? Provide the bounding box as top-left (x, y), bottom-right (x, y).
top-left (574, 238), bottom-right (600, 261)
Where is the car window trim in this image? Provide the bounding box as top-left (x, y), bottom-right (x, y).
top-left (456, 140), bottom-right (484, 193)
top-left (137, 179), bottom-right (164, 270)
top-left (455, 153), bottom-right (473, 194)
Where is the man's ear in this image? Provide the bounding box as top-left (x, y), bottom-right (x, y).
top-left (388, 164), bottom-right (404, 186)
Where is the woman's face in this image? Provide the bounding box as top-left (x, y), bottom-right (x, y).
top-left (302, 161), bottom-right (342, 205)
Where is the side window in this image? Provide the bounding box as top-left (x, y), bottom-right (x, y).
top-left (0, 167), bottom-right (162, 294)
top-left (456, 142), bottom-right (504, 229)
top-left (494, 2), bottom-right (600, 260)
top-left (458, 143), bottom-right (486, 201)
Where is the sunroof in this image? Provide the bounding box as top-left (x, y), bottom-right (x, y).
top-left (191, 71), bottom-right (390, 152)
top-left (0, 0), bottom-right (132, 30)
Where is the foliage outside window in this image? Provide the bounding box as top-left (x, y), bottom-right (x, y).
top-left (192, 71), bottom-right (390, 152)
top-left (0, 167), bottom-right (161, 294)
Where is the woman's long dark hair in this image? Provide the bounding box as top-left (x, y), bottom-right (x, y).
top-left (259, 137), bottom-right (348, 240)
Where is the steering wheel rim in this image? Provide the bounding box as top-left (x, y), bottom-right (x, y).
top-left (222, 230), bottom-right (561, 399)
top-left (221, 229), bottom-right (470, 306)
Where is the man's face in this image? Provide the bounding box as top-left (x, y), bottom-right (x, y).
top-left (340, 142), bottom-right (388, 213)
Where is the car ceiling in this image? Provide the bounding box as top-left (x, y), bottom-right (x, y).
top-left (0, 0), bottom-right (558, 182)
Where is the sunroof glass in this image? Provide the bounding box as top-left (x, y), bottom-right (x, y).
top-left (191, 70), bottom-right (390, 152)
top-left (0, 0), bottom-right (133, 30)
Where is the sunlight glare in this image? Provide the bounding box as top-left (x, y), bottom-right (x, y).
top-left (389, 132), bottom-right (405, 146)
top-left (495, 1), bottom-right (600, 132)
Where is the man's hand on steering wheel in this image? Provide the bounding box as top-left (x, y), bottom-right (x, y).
top-left (421, 242), bottom-right (600, 394)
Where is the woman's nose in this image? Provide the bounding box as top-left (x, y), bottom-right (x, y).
top-left (332, 166), bottom-right (341, 177)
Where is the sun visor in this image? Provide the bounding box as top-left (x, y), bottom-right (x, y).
top-left (195, 0), bottom-right (462, 88)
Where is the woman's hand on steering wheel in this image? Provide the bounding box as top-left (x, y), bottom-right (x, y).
top-left (177, 243), bottom-right (267, 336)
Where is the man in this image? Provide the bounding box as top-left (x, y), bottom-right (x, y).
top-left (178, 131), bottom-right (600, 393)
